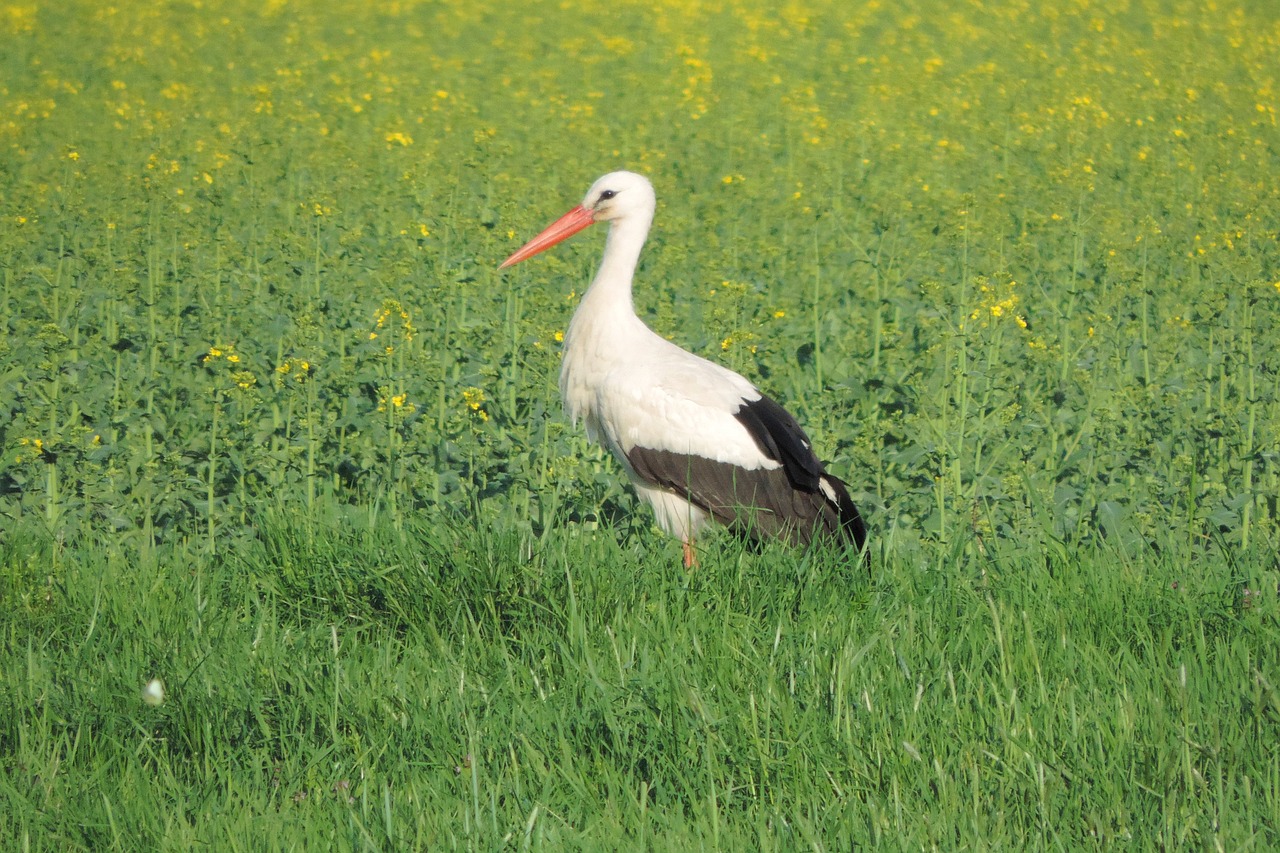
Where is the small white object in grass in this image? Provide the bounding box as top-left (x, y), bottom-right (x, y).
top-left (142, 678), bottom-right (165, 706)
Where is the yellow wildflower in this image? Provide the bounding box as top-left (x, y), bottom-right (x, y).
top-left (462, 387), bottom-right (488, 421)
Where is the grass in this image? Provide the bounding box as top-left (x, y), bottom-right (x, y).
top-left (3, 519), bottom-right (1277, 848)
top-left (2, 0), bottom-right (1279, 848)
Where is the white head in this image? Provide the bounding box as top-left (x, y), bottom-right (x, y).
top-left (500, 170), bottom-right (657, 269)
top-left (581, 171), bottom-right (655, 224)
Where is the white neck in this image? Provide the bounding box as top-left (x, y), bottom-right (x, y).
top-left (567, 205), bottom-right (656, 343)
top-left (559, 207), bottom-right (659, 426)
top-left (582, 207), bottom-right (652, 319)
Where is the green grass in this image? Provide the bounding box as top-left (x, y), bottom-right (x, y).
top-left (4, 520), bottom-right (1277, 848)
top-left (2, 0), bottom-right (1279, 848)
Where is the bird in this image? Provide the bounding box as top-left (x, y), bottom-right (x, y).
top-left (500, 171), bottom-right (867, 568)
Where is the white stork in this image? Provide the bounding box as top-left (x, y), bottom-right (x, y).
top-left (500, 171), bottom-right (867, 568)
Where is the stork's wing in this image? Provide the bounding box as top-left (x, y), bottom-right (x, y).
top-left (623, 393), bottom-right (867, 550)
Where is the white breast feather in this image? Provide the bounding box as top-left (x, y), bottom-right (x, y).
top-left (560, 302), bottom-right (780, 476)
top-left (593, 341), bottom-right (777, 471)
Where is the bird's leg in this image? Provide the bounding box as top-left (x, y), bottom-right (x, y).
top-left (682, 540), bottom-right (697, 569)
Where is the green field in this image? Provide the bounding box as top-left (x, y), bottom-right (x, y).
top-left (3, 0), bottom-right (1278, 848)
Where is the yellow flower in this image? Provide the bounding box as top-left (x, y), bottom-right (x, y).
top-left (276, 359), bottom-right (313, 382)
top-left (462, 387), bottom-right (488, 421)
top-left (965, 280), bottom-right (1027, 331)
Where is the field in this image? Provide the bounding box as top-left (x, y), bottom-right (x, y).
top-left (2, 0), bottom-right (1279, 848)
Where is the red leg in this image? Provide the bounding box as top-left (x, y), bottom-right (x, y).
top-left (682, 540), bottom-right (697, 569)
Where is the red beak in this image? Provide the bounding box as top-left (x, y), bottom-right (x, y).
top-left (500, 204), bottom-right (597, 269)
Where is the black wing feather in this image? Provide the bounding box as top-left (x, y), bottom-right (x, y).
top-left (733, 395), bottom-right (824, 490)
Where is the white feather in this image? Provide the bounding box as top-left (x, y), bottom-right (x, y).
top-left (632, 481), bottom-right (710, 541)
top-left (566, 333), bottom-right (777, 470)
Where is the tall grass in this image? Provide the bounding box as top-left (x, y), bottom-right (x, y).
top-left (3, 517), bottom-right (1277, 848)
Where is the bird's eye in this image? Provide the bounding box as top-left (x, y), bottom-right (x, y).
top-left (599, 189), bottom-right (617, 201)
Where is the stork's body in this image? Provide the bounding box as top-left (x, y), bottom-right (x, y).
top-left (501, 172), bottom-right (867, 566)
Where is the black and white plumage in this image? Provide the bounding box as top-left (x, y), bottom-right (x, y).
top-left (500, 171), bottom-right (867, 567)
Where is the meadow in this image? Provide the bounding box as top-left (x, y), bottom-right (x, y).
top-left (2, 0), bottom-right (1278, 848)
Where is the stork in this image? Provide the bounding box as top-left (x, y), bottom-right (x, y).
top-left (500, 171), bottom-right (867, 568)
